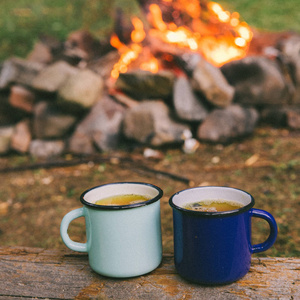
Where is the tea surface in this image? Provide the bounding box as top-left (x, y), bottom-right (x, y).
top-left (184, 199), bottom-right (244, 212)
top-left (95, 194), bottom-right (151, 206)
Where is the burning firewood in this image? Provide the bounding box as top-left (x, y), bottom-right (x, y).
top-left (109, 0), bottom-right (253, 79)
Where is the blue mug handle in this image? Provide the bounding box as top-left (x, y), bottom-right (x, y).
top-left (250, 208), bottom-right (278, 253)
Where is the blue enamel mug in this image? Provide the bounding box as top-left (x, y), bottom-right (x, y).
top-left (60, 182), bottom-right (163, 278)
top-left (169, 186), bottom-right (278, 285)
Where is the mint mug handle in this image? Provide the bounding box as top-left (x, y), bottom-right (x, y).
top-left (250, 208), bottom-right (278, 253)
top-left (60, 207), bottom-right (88, 252)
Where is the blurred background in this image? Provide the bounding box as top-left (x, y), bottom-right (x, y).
top-left (0, 0), bottom-right (299, 61)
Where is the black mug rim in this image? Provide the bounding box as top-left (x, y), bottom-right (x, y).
top-left (80, 182), bottom-right (163, 210)
top-left (169, 186), bottom-right (255, 217)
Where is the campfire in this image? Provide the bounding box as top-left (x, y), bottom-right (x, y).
top-left (110, 0), bottom-right (253, 79)
top-left (0, 0), bottom-right (299, 158)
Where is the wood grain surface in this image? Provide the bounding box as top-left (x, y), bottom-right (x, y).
top-left (0, 246), bottom-right (299, 299)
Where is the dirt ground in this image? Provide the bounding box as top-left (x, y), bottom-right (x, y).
top-left (0, 126), bottom-right (299, 257)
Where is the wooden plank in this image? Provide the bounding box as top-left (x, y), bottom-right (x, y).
top-left (0, 246), bottom-right (299, 299)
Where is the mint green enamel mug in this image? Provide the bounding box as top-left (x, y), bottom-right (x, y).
top-left (60, 182), bottom-right (163, 278)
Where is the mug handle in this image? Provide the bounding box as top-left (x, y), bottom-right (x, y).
top-left (60, 207), bottom-right (88, 252)
top-left (250, 208), bottom-right (278, 253)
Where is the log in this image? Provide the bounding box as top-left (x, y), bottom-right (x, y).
top-left (0, 246), bottom-right (299, 299)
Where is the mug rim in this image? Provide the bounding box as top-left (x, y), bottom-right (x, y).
top-left (80, 182), bottom-right (163, 210)
top-left (169, 186), bottom-right (255, 217)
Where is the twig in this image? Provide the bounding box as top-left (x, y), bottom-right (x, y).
top-left (204, 160), bottom-right (277, 172)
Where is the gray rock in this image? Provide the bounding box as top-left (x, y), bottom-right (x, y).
top-left (9, 85), bottom-right (35, 113)
top-left (221, 56), bottom-right (293, 106)
top-left (0, 93), bottom-right (25, 125)
top-left (177, 52), bottom-right (203, 74)
top-left (27, 35), bottom-right (62, 64)
top-left (261, 106), bottom-right (300, 129)
top-left (123, 100), bottom-right (190, 146)
top-left (33, 102), bottom-right (78, 139)
top-left (0, 126), bottom-right (14, 154)
top-left (68, 131), bottom-right (95, 155)
top-left (68, 95), bottom-right (126, 153)
top-left (261, 107), bottom-right (288, 127)
top-left (27, 41), bottom-right (54, 64)
top-left (32, 61), bottom-right (78, 93)
top-left (0, 57), bottom-right (44, 89)
top-left (277, 34), bottom-right (300, 104)
top-left (58, 68), bottom-right (104, 109)
top-left (11, 119), bottom-right (32, 153)
top-left (115, 70), bottom-right (175, 100)
top-left (287, 109), bottom-right (300, 129)
top-left (173, 75), bottom-right (208, 121)
top-left (191, 56), bottom-right (234, 107)
top-left (88, 50), bottom-right (120, 80)
top-left (29, 139), bottom-right (65, 158)
top-left (197, 105), bottom-right (259, 143)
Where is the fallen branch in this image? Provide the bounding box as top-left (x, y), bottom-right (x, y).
top-left (0, 154), bottom-right (193, 185)
top-left (0, 157), bottom-right (101, 173)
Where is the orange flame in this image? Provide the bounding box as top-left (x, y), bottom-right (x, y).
top-left (140, 57), bottom-right (159, 73)
top-left (110, 34), bottom-right (143, 79)
top-left (131, 16), bottom-right (146, 43)
top-left (110, 15), bottom-right (159, 79)
top-left (110, 0), bottom-right (253, 79)
top-left (148, 1), bottom-right (252, 66)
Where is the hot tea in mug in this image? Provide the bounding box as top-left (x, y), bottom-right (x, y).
top-left (95, 194), bottom-right (151, 206)
top-left (183, 199), bottom-right (244, 212)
